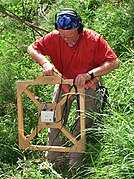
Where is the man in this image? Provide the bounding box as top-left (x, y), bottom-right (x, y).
top-left (27, 8), bottom-right (120, 168)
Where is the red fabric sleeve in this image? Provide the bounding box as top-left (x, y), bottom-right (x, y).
top-left (32, 34), bottom-right (53, 56)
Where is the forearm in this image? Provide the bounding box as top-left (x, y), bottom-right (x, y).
top-left (89, 58), bottom-right (120, 78)
top-left (27, 44), bottom-right (51, 66)
top-left (75, 58), bottom-right (120, 87)
top-left (27, 44), bottom-right (54, 75)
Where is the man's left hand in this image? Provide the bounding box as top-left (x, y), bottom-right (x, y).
top-left (75, 73), bottom-right (90, 87)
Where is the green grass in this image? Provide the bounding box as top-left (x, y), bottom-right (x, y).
top-left (0, 0), bottom-right (134, 178)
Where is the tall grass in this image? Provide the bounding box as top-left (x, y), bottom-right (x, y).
top-left (0, 0), bottom-right (133, 178)
top-left (72, 58), bottom-right (134, 178)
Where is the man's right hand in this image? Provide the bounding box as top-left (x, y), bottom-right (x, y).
top-left (42, 63), bottom-right (54, 76)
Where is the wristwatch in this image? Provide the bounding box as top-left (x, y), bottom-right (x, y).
top-left (88, 72), bottom-right (95, 80)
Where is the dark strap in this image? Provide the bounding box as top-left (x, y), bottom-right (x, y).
top-left (62, 83), bottom-right (80, 125)
top-left (96, 84), bottom-right (110, 111)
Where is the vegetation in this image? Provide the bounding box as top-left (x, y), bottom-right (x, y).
top-left (0, 0), bottom-right (133, 178)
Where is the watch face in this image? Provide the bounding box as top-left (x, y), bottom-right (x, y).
top-left (88, 72), bottom-right (94, 79)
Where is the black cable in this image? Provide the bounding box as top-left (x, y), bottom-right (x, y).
top-left (68, 83), bottom-right (81, 134)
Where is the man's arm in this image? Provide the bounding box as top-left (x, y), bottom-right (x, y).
top-left (75, 58), bottom-right (120, 87)
top-left (27, 44), bottom-right (54, 75)
top-left (88, 58), bottom-right (120, 78)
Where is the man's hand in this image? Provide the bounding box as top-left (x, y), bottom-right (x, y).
top-left (42, 63), bottom-right (54, 76)
top-left (75, 59), bottom-right (120, 87)
top-left (75, 73), bottom-right (90, 87)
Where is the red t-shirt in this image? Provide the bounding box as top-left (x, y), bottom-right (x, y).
top-left (32, 28), bottom-right (117, 79)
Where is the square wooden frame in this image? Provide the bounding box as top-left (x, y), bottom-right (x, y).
top-left (16, 74), bottom-right (86, 153)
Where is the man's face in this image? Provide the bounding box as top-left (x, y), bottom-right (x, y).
top-left (58, 28), bottom-right (79, 44)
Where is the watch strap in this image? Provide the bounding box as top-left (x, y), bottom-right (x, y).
top-left (88, 72), bottom-right (95, 80)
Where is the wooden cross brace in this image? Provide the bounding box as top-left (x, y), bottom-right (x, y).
top-left (16, 74), bottom-right (86, 153)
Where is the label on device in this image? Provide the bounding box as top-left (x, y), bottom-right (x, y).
top-left (41, 110), bottom-right (55, 123)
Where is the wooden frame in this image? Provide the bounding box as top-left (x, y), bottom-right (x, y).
top-left (16, 74), bottom-right (86, 153)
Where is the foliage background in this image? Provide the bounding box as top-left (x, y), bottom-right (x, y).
top-left (0, 0), bottom-right (134, 178)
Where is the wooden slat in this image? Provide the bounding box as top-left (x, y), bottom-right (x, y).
top-left (29, 145), bottom-right (83, 153)
top-left (61, 127), bottom-right (78, 145)
top-left (24, 88), bottom-right (42, 107)
top-left (17, 95), bottom-right (24, 136)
